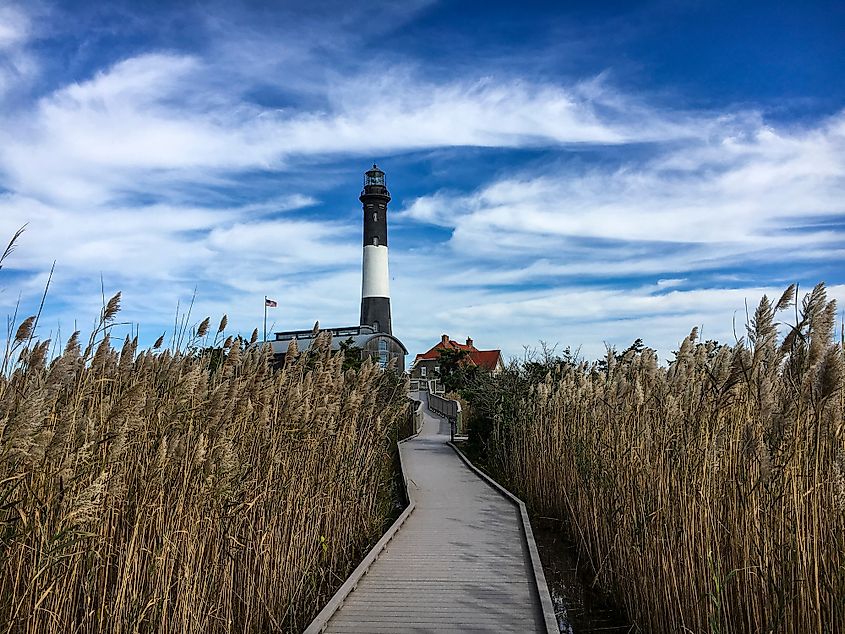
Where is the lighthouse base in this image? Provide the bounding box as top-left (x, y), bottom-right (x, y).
top-left (360, 297), bottom-right (392, 335)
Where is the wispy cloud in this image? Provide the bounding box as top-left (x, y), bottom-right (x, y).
top-left (1, 53), bottom-right (666, 212)
top-left (401, 111), bottom-right (845, 276)
top-left (392, 273), bottom-right (845, 361)
top-left (0, 5), bottom-right (30, 49)
top-left (0, 3), bottom-right (38, 100)
top-left (1, 54), bottom-right (685, 202)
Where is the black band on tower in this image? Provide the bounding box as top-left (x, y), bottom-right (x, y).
top-left (361, 198), bottom-right (389, 246)
top-left (360, 297), bottom-right (392, 335)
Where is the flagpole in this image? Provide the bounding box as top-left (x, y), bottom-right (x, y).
top-left (263, 296), bottom-right (267, 344)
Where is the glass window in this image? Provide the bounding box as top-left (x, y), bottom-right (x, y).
top-left (373, 236), bottom-right (379, 246)
top-left (366, 171), bottom-right (385, 186)
top-left (421, 366), bottom-right (427, 377)
top-left (373, 211), bottom-right (378, 221)
top-left (378, 338), bottom-right (389, 368)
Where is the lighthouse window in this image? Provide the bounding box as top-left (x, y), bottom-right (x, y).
top-left (373, 211), bottom-right (378, 221)
top-left (373, 236), bottom-right (379, 246)
top-left (379, 204), bottom-right (385, 210)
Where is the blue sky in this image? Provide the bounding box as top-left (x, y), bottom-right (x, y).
top-left (0, 0), bottom-right (843, 361)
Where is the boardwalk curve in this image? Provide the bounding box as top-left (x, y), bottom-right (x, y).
top-left (307, 392), bottom-right (557, 633)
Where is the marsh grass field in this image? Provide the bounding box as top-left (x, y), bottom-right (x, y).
top-left (0, 270), bottom-right (408, 632)
top-left (464, 283), bottom-right (844, 633)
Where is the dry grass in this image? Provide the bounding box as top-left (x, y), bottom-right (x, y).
top-left (0, 296), bottom-right (407, 633)
top-left (484, 283), bottom-right (844, 632)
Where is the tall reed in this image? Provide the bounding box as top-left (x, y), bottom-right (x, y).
top-left (0, 299), bottom-right (407, 633)
top-left (477, 283), bottom-right (844, 632)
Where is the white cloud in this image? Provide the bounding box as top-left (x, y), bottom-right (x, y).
top-left (0, 54), bottom-right (281, 204)
top-left (0, 53), bottom-right (664, 210)
top-left (0, 192), bottom-right (339, 306)
top-left (401, 111), bottom-right (845, 279)
top-left (0, 50), bottom-right (714, 208)
top-left (0, 3), bottom-right (38, 99)
top-left (0, 5), bottom-right (30, 50)
top-left (392, 275), bottom-right (845, 361)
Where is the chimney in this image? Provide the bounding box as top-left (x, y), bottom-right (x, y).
top-left (441, 334), bottom-right (449, 346)
top-left (466, 337), bottom-right (473, 348)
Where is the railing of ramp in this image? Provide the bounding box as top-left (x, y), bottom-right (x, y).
top-left (428, 392), bottom-right (462, 440)
top-left (402, 397), bottom-right (424, 439)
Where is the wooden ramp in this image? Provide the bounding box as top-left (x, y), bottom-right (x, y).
top-left (312, 393), bottom-right (557, 633)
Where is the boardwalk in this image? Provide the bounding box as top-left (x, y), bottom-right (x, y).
top-left (319, 393), bottom-right (555, 633)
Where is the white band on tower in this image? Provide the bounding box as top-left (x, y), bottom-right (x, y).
top-left (362, 245), bottom-right (390, 298)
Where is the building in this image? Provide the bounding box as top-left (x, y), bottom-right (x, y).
top-left (269, 324), bottom-right (407, 371)
top-left (268, 165), bottom-right (407, 371)
top-left (409, 334), bottom-right (504, 393)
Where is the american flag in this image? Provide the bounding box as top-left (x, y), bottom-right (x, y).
top-left (265, 298), bottom-right (277, 307)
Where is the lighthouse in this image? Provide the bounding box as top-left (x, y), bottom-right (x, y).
top-left (359, 164), bottom-right (392, 335)
top-left (267, 163), bottom-right (407, 371)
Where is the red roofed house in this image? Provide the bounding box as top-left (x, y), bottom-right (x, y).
top-left (410, 334), bottom-right (504, 393)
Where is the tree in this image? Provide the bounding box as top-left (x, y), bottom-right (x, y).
top-left (436, 346), bottom-right (473, 393)
top-left (338, 337), bottom-right (364, 372)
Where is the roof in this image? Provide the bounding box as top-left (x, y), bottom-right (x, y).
top-left (467, 349), bottom-right (503, 371)
top-left (413, 337), bottom-right (502, 372)
top-left (268, 325), bottom-right (408, 356)
top-left (273, 324), bottom-right (377, 340)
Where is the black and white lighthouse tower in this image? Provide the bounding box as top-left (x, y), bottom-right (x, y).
top-left (266, 163), bottom-right (407, 371)
top-left (359, 164), bottom-right (392, 335)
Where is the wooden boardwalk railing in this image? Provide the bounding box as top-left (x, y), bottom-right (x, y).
top-left (304, 392), bottom-right (558, 633)
top-left (428, 392), bottom-right (462, 437)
